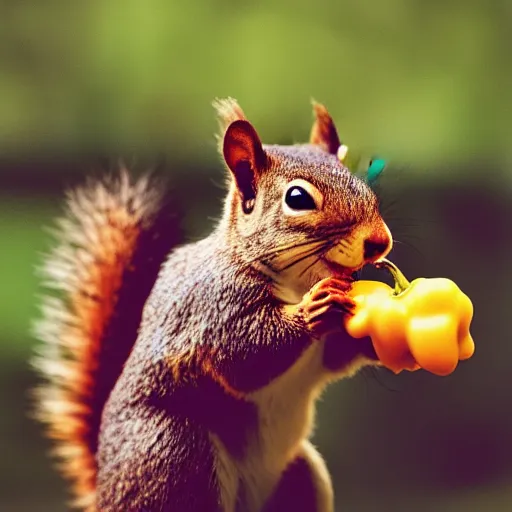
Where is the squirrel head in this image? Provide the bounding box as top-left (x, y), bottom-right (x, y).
top-left (214, 98), bottom-right (392, 304)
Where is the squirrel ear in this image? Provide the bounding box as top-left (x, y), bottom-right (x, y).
top-left (213, 97), bottom-right (247, 133)
top-left (223, 120), bottom-right (267, 214)
top-left (309, 101), bottom-right (341, 155)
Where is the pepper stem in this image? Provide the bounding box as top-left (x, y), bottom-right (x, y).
top-left (374, 258), bottom-right (411, 295)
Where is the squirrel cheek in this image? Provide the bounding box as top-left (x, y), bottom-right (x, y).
top-left (325, 241), bottom-right (364, 269)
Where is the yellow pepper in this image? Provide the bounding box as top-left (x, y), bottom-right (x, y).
top-left (344, 259), bottom-right (475, 376)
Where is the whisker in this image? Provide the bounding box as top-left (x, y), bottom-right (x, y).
top-left (392, 238), bottom-right (425, 259)
top-left (244, 238), bottom-right (326, 268)
top-left (298, 245), bottom-right (334, 277)
top-left (277, 241), bottom-right (333, 273)
top-left (242, 227), bottom-right (352, 270)
top-left (393, 238), bottom-right (421, 250)
top-left (234, 240), bottom-right (324, 279)
top-left (269, 242), bottom-right (326, 271)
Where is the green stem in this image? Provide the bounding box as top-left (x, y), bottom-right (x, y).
top-left (374, 258), bottom-right (411, 295)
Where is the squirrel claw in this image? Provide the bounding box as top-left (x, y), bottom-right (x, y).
top-left (298, 277), bottom-right (355, 338)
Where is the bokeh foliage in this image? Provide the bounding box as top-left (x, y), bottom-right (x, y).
top-left (0, 1), bottom-right (511, 510)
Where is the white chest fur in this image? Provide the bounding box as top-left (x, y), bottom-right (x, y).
top-left (211, 341), bottom-right (333, 512)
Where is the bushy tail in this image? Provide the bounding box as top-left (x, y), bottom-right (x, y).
top-left (32, 170), bottom-right (180, 510)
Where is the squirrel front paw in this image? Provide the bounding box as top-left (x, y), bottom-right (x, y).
top-left (298, 277), bottom-right (355, 338)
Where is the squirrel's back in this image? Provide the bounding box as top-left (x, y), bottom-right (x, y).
top-left (33, 170), bottom-right (180, 509)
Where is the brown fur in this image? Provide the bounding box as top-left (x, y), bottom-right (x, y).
top-left (309, 101), bottom-right (341, 155)
top-left (33, 170), bottom-right (179, 509)
top-left (213, 97), bottom-right (248, 155)
top-left (34, 99), bottom-right (391, 511)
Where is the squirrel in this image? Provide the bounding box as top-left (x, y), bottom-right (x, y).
top-left (33, 98), bottom-right (393, 512)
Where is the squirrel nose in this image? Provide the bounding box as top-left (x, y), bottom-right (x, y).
top-left (363, 225), bottom-right (392, 263)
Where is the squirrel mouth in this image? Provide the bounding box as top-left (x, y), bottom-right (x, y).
top-left (322, 258), bottom-right (360, 281)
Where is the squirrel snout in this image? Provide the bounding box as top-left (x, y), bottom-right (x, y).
top-left (324, 222), bottom-right (393, 271)
top-left (363, 224), bottom-right (393, 263)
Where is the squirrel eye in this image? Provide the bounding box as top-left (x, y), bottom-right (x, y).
top-left (285, 186), bottom-right (317, 211)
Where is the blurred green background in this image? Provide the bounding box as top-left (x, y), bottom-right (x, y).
top-left (1, 1), bottom-right (511, 511)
